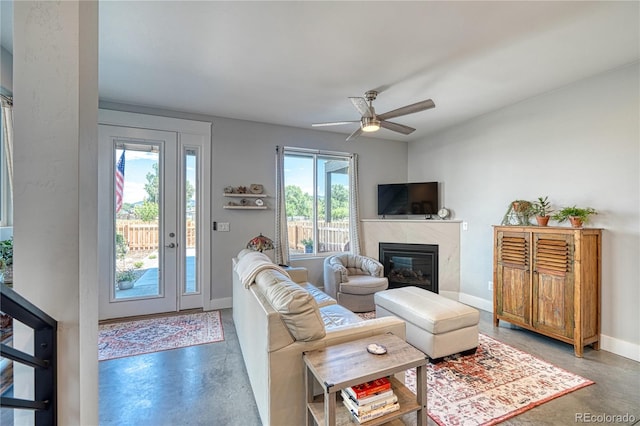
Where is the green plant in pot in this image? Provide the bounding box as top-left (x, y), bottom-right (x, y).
top-left (552, 206), bottom-right (597, 228)
top-left (115, 233), bottom-right (136, 289)
top-left (0, 237), bottom-right (14, 285)
top-left (116, 269), bottom-right (137, 290)
top-left (301, 238), bottom-right (313, 253)
top-left (532, 196), bottom-right (554, 227)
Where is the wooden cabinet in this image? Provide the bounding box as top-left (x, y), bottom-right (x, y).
top-left (493, 225), bottom-right (601, 357)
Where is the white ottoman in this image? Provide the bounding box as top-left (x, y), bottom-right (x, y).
top-left (375, 286), bottom-right (479, 361)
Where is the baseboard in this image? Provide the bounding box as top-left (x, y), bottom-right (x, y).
top-left (458, 292), bottom-right (493, 313)
top-left (600, 334), bottom-right (640, 362)
top-left (206, 297), bottom-right (232, 310)
top-left (457, 292), bottom-right (640, 362)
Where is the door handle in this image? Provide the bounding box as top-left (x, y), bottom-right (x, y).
top-left (165, 242), bottom-right (177, 248)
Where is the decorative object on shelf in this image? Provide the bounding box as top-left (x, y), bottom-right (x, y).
top-left (224, 186), bottom-right (234, 194)
top-left (227, 201), bottom-right (238, 206)
top-left (249, 184), bottom-right (264, 194)
top-left (532, 196), bottom-right (554, 227)
top-left (240, 198), bottom-right (249, 206)
top-left (501, 200), bottom-right (534, 225)
top-left (437, 208), bottom-right (450, 220)
top-left (255, 199), bottom-right (264, 206)
top-left (246, 233), bottom-right (274, 252)
top-left (236, 186), bottom-right (247, 194)
top-left (552, 206), bottom-right (597, 228)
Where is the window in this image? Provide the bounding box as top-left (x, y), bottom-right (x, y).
top-left (284, 148), bottom-right (351, 256)
top-left (0, 102), bottom-right (11, 227)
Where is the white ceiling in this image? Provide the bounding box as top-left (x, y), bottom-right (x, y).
top-left (6, 1), bottom-right (640, 141)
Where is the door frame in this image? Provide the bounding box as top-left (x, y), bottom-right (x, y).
top-left (98, 110), bottom-right (212, 319)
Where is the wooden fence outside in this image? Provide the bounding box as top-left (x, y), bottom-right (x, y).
top-left (116, 220), bottom-right (196, 251)
top-left (116, 219), bottom-right (349, 253)
top-left (287, 220), bottom-right (350, 253)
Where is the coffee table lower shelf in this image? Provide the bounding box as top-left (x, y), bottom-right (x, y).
top-left (307, 376), bottom-right (419, 426)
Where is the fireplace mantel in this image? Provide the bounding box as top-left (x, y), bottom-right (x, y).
top-left (361, 219), bottom-right (461, 296)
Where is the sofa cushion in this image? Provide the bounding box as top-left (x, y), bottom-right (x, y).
top-left (339, 275), bottom-right (388, 295)
top-left (255, 271), bottom-right (326, 341)
top-left (299, 282), bottom-right (337, 308)
top-left (319, 304), bottom-right (364, 329)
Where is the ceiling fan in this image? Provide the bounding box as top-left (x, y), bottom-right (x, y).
top-left (312, 90), bottom-right (435, 142)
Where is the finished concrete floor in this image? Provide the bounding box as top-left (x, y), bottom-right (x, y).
top-left (99, 309), bottom-right (640, 426)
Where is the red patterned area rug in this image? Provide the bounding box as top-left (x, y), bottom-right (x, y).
top-left (98, 311), bottom-right (224, 361)
top-left (405, 334), bottom-right (594, 426)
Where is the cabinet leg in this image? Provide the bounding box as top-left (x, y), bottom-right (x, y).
top-left (574, 343), bottom-right (584, 358)
top-left (493, 315), bottom-right (499, 327)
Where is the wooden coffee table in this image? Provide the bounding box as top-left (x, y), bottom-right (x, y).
top-left (303, 333), bottom-right (427, 426)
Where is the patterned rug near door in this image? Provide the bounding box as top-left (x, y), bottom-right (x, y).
top-left (404, 334), bottom-right (594, 426)
top-left (98, 311), bottom-right (224, 361)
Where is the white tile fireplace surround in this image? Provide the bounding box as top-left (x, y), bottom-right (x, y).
top-left (361, 219), bottom-right (461, 298)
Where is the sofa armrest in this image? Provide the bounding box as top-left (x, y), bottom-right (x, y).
top-left (285, 267), bottom-right (308, 284)
top-left (278, 316), bottom-right (406, 354)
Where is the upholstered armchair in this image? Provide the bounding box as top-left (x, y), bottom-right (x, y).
top-left (323, 254), bottom-right (389, 312)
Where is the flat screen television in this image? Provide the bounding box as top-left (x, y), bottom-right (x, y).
top-left (377, 182), bottom-right (438, 216)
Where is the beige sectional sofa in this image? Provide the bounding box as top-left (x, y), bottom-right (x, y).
top-left (232, 249), bottom-right (406, 426)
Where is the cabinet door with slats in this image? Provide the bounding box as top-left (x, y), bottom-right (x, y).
top-left (495, 230), bottom-right (530, 325)
top-left (532, 233), bottom-right (574, 338)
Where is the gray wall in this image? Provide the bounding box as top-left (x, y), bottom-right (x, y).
top-left (100, 102), bottom-right (408, 302)
top-left (407, 63), bottom-right (639, 358)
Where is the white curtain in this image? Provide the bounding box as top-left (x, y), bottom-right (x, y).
top-left (1, 95), bottom-right (13, 195)
top-left (274, 146), bottom-right (290, 265)
top-left (348, 153), bottom-right (362, 255)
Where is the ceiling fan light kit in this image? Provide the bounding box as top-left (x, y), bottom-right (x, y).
top-left (312, 89), bottom-right (435, 141)
top-left (361, 117), bottom-right (381, 132)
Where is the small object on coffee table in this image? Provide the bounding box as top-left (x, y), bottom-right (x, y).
top-left (367, 343), bottom-right (387, 355)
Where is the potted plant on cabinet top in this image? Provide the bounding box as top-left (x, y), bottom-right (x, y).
top-left (532, 196), bottom-right (554, 227)
top-left (552, 206), bottom-right (597, 228)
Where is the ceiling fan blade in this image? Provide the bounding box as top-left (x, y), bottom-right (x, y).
top-left (349, 97), bottom-right (373, 118)
top-left (346, 127), bottom-right (363, 142)
top-left (380, 120), bottom-right (416, 135)
top-left (312, 121), bottom-right (359, 127)
top-left (377, 99), bottom-right (435, 121)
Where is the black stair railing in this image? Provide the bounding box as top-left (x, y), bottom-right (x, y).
top-left (1, 283), bottom-right (57, 426)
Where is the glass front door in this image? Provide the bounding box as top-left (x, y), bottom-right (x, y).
top-left (99, 125), bottom-right (204, 319)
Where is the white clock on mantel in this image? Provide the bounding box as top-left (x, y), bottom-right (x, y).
top-left (437, 208), bottom-right (450, 220)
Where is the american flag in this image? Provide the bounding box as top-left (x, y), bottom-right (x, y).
top-left (115, 151), bottom-right (125, 213)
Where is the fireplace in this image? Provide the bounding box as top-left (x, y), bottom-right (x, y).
top-left (379, 243), bottom-right (438, 293)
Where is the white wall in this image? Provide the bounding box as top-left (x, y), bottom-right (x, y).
top-left (408, 63), bottom-right (639, 360)
top-left (13, 1), bottom-right (99, 424)
top-left (99, 102), bottom-right (409, 303)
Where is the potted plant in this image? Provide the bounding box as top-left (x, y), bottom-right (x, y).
top-left (116, 269), bottom-right (137, 290)
top-left (0, 237), bottom-right (13, 285)
top-left (115, 233), bottom-right (136, 289)
top-left (301, 238), bottom-right (313, 253)
top-left (552, 206), bottom-right (597, 228)
top-left (511, 200), bottom-right (534, 225)
top-left (532, 196), bottom-right (554, 227)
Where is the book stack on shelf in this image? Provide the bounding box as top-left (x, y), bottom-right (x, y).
top-left (341, 377), bottom-right (399, 423)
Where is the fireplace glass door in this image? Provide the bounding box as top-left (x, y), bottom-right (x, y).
top-left (379, 243), bottom-right (438, 293)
